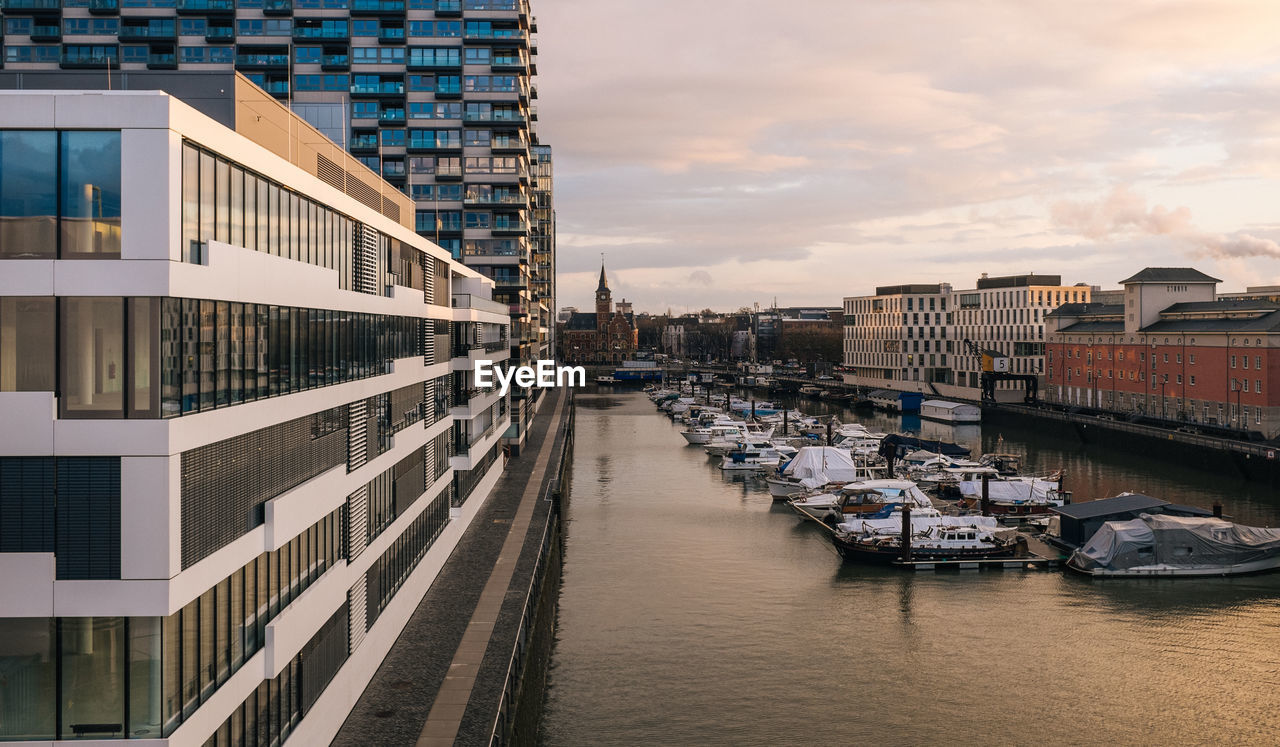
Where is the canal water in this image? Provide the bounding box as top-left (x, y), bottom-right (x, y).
top-left (540, 388), bottom-right (1280, 745)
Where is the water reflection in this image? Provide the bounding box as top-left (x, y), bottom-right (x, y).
top-left (542, 388), bottom-right (1280, 745)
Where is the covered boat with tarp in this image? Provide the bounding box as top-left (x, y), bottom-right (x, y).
top-left (763, 446), bottom-right (861, 500)
top-left (1068, 513), bottom-right (1280, 577)
top-left (955, 477), bottom-right (1063, 518)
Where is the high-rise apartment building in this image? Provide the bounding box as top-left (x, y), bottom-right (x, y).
top-left (0, 0), bottom-right (551, 451)
top-left (0, 84), bottom-right (511, 745)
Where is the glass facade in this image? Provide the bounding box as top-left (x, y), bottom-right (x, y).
top-left (0, 130), bottom-right (121, 259)
top-left (0, 508), bottom-right (341, 741)
top-left (0, 295), bottom-right (421, 419)
top-left (181, 142), bottom-right (355, 287)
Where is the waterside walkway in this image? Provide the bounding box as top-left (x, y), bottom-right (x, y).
top-left (334, 387), bottom-right (572, 746)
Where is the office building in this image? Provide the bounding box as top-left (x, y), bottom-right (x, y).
top-left (0, 0), bottom-right (550, 452)
top-left (0, 83), bottom-right (510, 745)
top-left (842, 284), bottom-right (953, 391)
top-left (949, 274), bottom-right (1088, 400)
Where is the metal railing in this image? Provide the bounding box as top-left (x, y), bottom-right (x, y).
top-left (489, 393), bottom-right (574, 745)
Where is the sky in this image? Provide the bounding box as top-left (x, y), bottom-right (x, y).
top-left (531, 0), bottom-right (1280, 314)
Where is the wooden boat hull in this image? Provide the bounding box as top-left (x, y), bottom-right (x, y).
top-left (832, 534), bottom-right (1018, 564)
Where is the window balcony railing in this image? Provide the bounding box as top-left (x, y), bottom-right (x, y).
top-left (176, 0), bottom-right (235, 11)
top-left (351, 0), bottom-right (404, 12)
top-left (205, 26), bottom-right (234, 41)
top-left (463, 110), bottom-right (524, 124)
top-left (491, 220), bottom-right (528, 235)
top-left (464, 28), bottom-right (527, 42)
top-left (378, 27), bottom-right (405, 43)
top-left (464, 190), bottom-right (525, 205)
top-left (350, 81), bottom-right (405, 95)
top-left (3, 0), bottom-right (62, 10)
top-left (379, 108), bottom-right (406, 123)
top-left (30, 24), bottom-right (61, 41)
top-left (465, 0), bottom-right (518, 9)
top-left (262, 0), bottom-right (292, 14)
top-left (321, 54), bottom-right (349, 69)
top-left (236, 54), bottom-right (289, 67)
top-left (294, 27), bottom-right (350, 40)
top-left (349, 135), bottom-right (379, 150)
top-left (88, 0), bottom-right (120, 13)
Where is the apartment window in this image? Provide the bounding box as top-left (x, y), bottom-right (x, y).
top-left (1257, 379), bottom-right (1263, 395)
top-left (0, 297), bottom-right (55, 392)
top-left (1189, 375), bottom-right (1196, 386)
top-left (1231, 355), bottom-right (1236, 368)
top-left (1256, 356), bottom-right (1263, 370)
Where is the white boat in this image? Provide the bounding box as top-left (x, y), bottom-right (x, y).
top-left (719, 444), bottom-right (789, 472)
top-left (596, 375), bottom-right (619, 384)
top-left (682, 423), bottom-right (748, 446)
top-left (788, 480), bottom-right (934, 524)
top-left (1068, 513), bottom-right (1280, 577)
top-left (835, 505), bottom-right (1000, 536)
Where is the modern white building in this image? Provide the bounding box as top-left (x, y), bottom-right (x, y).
top-left (950, 274), bottom-right (1090, 400)
top-left (0, 81), bottom-right (510, 745)
top-left (842, 283), bottom-right (953, 392)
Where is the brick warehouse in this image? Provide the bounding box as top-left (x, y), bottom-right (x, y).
top-left (1045, 267), bottom-right (1280, 437)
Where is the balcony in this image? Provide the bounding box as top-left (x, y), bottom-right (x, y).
top-left (378, 108), bottom-right (406, 124)
top-left (61, 49), bottom-right (119, 69)
top-left (491, 55), bottom-right (527, 72)
top-left (491, 137), bottom-right (527, 154)
top-left (120, 25), bottom-right (176, 42)
top-left (294, 27), bottom-right (350, 41)
top-left (147, 52), bottom-right (177, 69)
top-left (463, 110), bottom-right (525, 125)
top-left (435, 0), bottom-right (461, 15)
top-left (321, 53), bottom-right (349, 70)
top-left (491, 220), bottom-right (528, 236)
top-left (464, 28), bottom-right (527, 43)
top-left (382, 161), bottom-right (406, 180)
top-left (30, 24), bottom-right (61, 42)
top-left (350, 81), bottom-right (405, 96)
top-left (350, 0), bottom-right (404, 14)
top-left (436, 164), bottom-right (463, 180)
top-left (88, 0), bottom-right (119, 14)
top-left (262, 0), bottom-right (292, 15)
top-left (464, 190), bottom-right (525, 206)
top-left (205, 26), bottom-right (234, 42)
top-left (236, 54), bottom-right (289, 70)
top-left (2, 0), bottom-right (61, 12)
top-left (378, 27), bottom-right (405, 44)
top-left (452, 293), bottom-right (510, 316)
top-left (349, 134), bottom-right (378, 152)
top-left (176, 0), bottom-right (235, 13)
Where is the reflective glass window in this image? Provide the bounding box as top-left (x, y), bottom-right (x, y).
top-left (0, 130), bottom-right (57, 258)
top-left (61, 131), bottom-right (122, 257)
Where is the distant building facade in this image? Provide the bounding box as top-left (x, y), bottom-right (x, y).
top-left (842, 284), bottom-right (953, 391)
top-left (557, 263), bottom-right (637, 364)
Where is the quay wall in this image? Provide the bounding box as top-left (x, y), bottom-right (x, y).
top-left (489, 394), bottom-right (575, 745)
top-left (984, 405), bottom-right (1280, 486)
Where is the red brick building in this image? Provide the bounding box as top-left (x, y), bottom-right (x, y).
top-left (1045, 267), bottom-right (1280, 437)
top-left (557, 263), bottom-right (638, 365)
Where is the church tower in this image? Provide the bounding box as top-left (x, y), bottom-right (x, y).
top-left (595, 262), bottom-right (612, 335)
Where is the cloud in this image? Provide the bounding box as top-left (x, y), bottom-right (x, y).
top-left (534, 0), bottom-right (1280, 310)
top-left (688, 270), bottom-right (713, 286)
top-left (1051, 186), bottom-right (1280, 260)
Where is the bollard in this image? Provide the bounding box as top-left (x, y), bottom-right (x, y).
top-left (980, 472), bottom-right (991, 516)
top-left (901, 504), bottom-right (913, 563)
